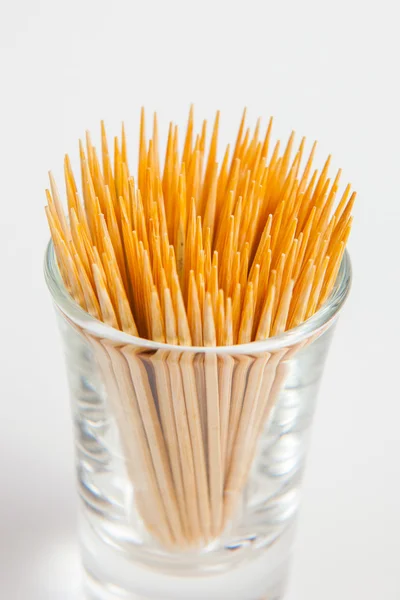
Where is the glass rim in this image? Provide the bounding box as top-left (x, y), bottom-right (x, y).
top-left (44, 240), bottom-right (352, 355)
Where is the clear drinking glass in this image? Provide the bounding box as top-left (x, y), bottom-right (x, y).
top-left (44, 242), bottom-right (351, 600)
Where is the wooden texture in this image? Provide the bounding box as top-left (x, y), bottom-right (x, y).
top-left (45, 108), bottom-right (355, 549)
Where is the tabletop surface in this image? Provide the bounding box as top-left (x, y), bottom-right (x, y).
top-left (1, 1), bottom-right (399, 598)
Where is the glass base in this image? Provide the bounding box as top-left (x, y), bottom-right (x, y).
top-left (81, 515), bottom-right (293, 600)
top-left (84, 566), bottom-right (288, 600)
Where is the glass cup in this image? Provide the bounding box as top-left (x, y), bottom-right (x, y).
top-left (44, 242), bottom-right (351, 600)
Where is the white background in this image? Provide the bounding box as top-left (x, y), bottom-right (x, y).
top-left (1, 1), bottom-right (399, 599)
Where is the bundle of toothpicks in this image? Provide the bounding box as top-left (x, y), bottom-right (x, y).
top-left (46, 107), bottom-right (354, 549)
